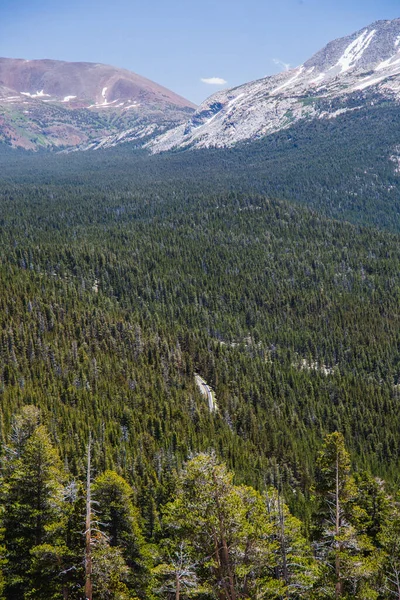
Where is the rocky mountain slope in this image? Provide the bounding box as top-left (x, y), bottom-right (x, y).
top-left (0, 58), bottom-right (195, 149)
top-left (146, 18), bottom-right (400, 152)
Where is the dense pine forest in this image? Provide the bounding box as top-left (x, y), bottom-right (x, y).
top-left (2, 99), bottom-right (400, 231)
top-left (1, 138), bottom-right (400, 598)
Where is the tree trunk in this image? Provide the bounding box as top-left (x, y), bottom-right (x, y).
top-left (394, 565), bottom-right (400, 600)
top-left (85, 435), bottom-right (93, 600)
top-left (175, 572), bottom-right (180, 600)
top-left (212, 471), bottom-right (236, 600)
top-left (278, 491), bottom-right (288, 587)
top-left (221, 535), bottom-right (236, 600)
top-left (213, 534), bottom-right (226, 600)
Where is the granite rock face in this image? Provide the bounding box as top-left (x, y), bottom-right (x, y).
top-left (146, 19), bottom-right (400, 153)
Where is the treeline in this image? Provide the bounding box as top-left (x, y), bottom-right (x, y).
top-left (1, 408), bottom-right (399, 599)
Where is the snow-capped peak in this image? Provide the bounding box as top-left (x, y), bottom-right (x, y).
top-left (148, 18), bottom-right (400, 153)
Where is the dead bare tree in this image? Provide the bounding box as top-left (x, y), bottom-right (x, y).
top-left (85, 434), bottom-right (93, 600)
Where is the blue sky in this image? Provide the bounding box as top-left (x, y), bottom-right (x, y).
top-left (0, 0), bottom-right (399, 104)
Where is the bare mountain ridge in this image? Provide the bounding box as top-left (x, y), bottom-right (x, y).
top-left (143, 18), bottom-right (400, 153)
top-left (0, 58), bottom-right (193, 108)
top-left (0, 58), bottom-right (195, 149)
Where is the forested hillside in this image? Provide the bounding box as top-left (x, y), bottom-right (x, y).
top-left (1, 148), bottom-right (400, 597)
top-left (3, 98), bottom-right (400, 231)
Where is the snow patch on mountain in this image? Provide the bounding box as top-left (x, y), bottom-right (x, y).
top-left (376, 54), bottom-right (400, 71)
top-left (319, 106), bottom-right (363, 120)
top-left (336, 29), bottom-right (376, 73)
top-left (123, 102), bottom-right (140, 110)
top-left (21, 90), bottom-right (51, 98)
top-left (271, 66), bottom-right (304, 94)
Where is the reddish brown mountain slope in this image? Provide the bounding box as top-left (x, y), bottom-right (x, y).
top-left (0, 57), bottom-right (195, 149)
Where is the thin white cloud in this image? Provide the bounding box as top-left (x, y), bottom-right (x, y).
top-left (272, 58), bottom-right (291, 72)
top-left (201, 77), bottom-right (227, 85)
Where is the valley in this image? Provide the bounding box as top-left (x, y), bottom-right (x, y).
top-left (1, 14), bottom-right (400, 600)
top-left (1, 149), bottom-right (400, 596)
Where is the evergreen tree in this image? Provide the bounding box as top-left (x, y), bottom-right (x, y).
top-left (92, 470), bottom-right (152, 597)
top-left (264, 488), bottom-right (319, 598)
top-left (91, 535), bottom-right (132, 600)
top-left (164, 453), bottom-right (279, 599)
top-left (313, 432), bottom-right (379, 599)
top-left (2, 424), bottom-right (68, 599)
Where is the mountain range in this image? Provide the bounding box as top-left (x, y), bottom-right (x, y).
top-left (1, 18), bottom-right (400, 154)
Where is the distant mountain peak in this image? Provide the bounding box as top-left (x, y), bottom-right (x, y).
top-left (304, 18), bottom-right (400, 75)
top-left (143, 17), bottom-right (400, 153)
top-left (0, 57), bottom-right (195, 109)
top-left (0, 57), bottom-right (195, 150)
